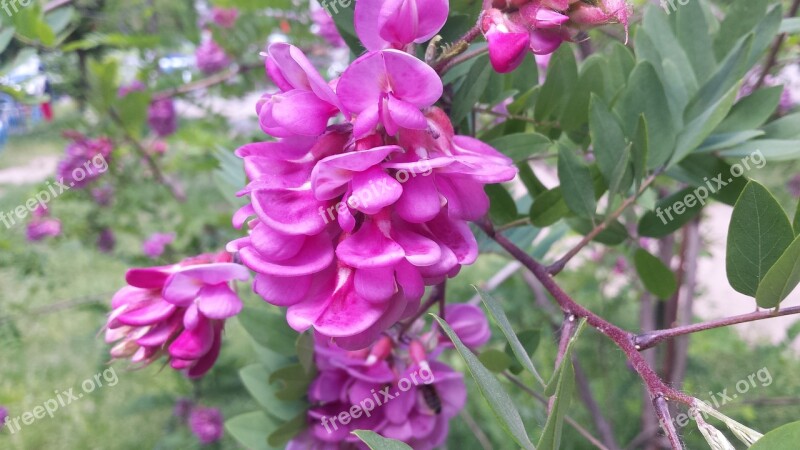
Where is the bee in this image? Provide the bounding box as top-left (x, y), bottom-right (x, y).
top-left (419, 384), bottom-right (442, 415)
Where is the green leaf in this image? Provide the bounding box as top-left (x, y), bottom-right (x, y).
top-left (268, 411), bottom-right (308, 447)
top-left (225, 411), bottom-right (282, 450)
top-left (715, 86), bottom-right (783, 134)
top-left (238, 307), bottom-right (299, 357)
top-left (726, 182), bottom-right (796, 297)
top-left (686, 35), bottom-right (753, 123)
top-left (632, 115), bottom-right (649, 191)
top-left (557, 145), bottom-right (596, 219)
top-left (486, 184), bottom-right (518, 226)
top-left (634, 249), bottom-right (678, 299)
top-left (0, 27), bottom-right (14, 54)
top-left (321, 0), bottom-right (363, 56)
top-left (296, 332), bottom-right (315, 375)
top-left (451, 54), bottom-right (492, 125)
top-left (589, 95), bottom-right (631, 189)
top-left (504, 329), bottom-right (541, 375)
top-left (719, 140), bottom-right (800, 161)
top-left (477, 288), bottom-right (545, 384)
top-left (432, 314), bottom-right (536, 450)
top-left (695, 130), bottom-right (766, 153)
top-left (530, 187), bottom-right (570, 227)
top-left (240, 365), bottom-right (307, 421)
top-left (213, 146), bottom-right (248, 207)
top-left (537, 357), bottom-right (574, 450)
top-left (781, 17), bottom-right (800, 34)
top-left (794, 199), bottom-right (800, 235)
top-left (478, 349), bottom-right (514, 373)
top-left (749, 421), bottom-right (800, 450)
top-left (755, 236), bottom-right (800, 309)
top-left (535, 46), bottom-right (577, 122)
top-left (762, 113), bottom-right (800, 139)
top-left (566, 218), bottom-right (628, 246)
top-left (489, 133), bottom-right (551, 162)
top-left (638, 188), bottom-right (705, 238)
top-left (714, 0), bottom-right (769, 58)
top-left (672, 85), bottom-right (739, 164)
top-left (270, 364), bottom-right (315, 401)
top-left (353, 431), bottom-right (413, 450)
top-left (676, 0), bottom-right (716, 83)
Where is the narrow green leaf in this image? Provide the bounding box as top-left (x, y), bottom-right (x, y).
top-left (781, 17), bottom-right (800, 34)
top-left (634, 249), bottom-right (678, 299)
top-left (477, 288), bottom-right (545, 385)
top-left (749, 421), bottom-right (800, 450)
top-left (676, 0), bottom-right (716, 82)
top-left (486, 184), bottom-right (519, 226)
top-left (557, 145), bottom-right (596, 219)
top-left (719, 139), bottom-right (800, 161)
top-left (713, 0), bottom-right (769, 58)
top-left (638, 187), bottom-right (705, 238)
top-left (632, 115), bottom-right (649, 192)
top-left (686, 35), bottom-right (753, 123)
top-left (535, 46), bottom-right (578, 122)
top-left (794, 199), bottom-right (800, 235)
top-left (238, 307), bottom-right (299, 357)
top-left (270, 364), bottom-right (315, 401)
top-left (590, 95), bottom-right (630, 189)
top-left (566, 218), bottom-right (628, 246)
top-left (432, 314), bottom-right (536, 450)
top-left (353, 431), bottom-right (413, 450)
top-left (451, 55), bottom-right (492, 124)
top-left (672, 86), bottom-right (738, 164)
top-left (489, 133), bottom-right (551, 162)
top-left (715, 86), bottom-right (783, 134)
top-left (537, 358), bottom-right (574, 450)
top-left (296, 332), bottom-right (315, 375)
top-left (240, 365), bottom-right (307, 421)
top-left (478, 349), bottom-right (514, 373)
top-left (543, 319), bottom-right (586, 396)
top-left (756, 236), bottom-right (800, 308)
top-left (322, 0), bottom-right (363, 55)
top-left (505, 330), bottom-right (541, 375)
top-left (726, 182), bottom-right (796, 297)
top-left (530, 188), bottom-right (570, 227)
top-left (518, 162), bottom-right (548, 196)
top-left (695, 130), bottom-right (766, 153)
top-left (762, 113), bottom-right (800, 139)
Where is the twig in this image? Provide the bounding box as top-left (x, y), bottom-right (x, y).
top-left (547, 171), bottom-right (661, 275)
top-left (434, 23), bottom-right (483, 74)
top-left (458, 409), bottom-right (494, 450)
top-left (654, 395), bottom-right (683, 450)
top-left (475, 107), bottom-right (559, 127)
top-left (549, 315), bottom-right (578, 413)
top-left (153, 64), bottom-right (258, 100)
top-left (495, 217), bottom-right (531, 232)
top-left (479, 218), bottom-right (691, 448)
top-left (504, 372), bottom-right (611, 450)
top-left (635, 305), bottom-right (800, 351)
top-left (438, 46), bottom-right (489, 76)
top-left (755, 0), bottom-right (800, 88)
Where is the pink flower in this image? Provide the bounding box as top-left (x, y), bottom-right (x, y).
top-left (230, 45), bottom-right (515, 350)
top-left (337, 50), bottom-right (442, 137)
top-left (143, 232), bottom-right (176, 259)
top-left (211, 7), bottom-right (238, 28)
top-left (196, 38), bottom-right (230, 74)
top-left (189, 406), bottom-right (224, 444)
top-left (481, 0), bottom-right (631, 73)
top-left (311, 2), bottom-right (346, 47)
top-left (437, 304), bottom-right (491, 350)
top-left (118, 80), bottom-right (145, 98)
top-left (105, 252), bottom-right (249, 378)
top-left (355, 0), bottom-right (449, 51)
top-left (148, 98), bottom-right (178, 137)
top-left (97, 228), bottom-right (116, 253)
top-left (287, 333), bottom-right (466, 449)
top-left (91, 185), bottom-right (114, 206)
top-left (56, 134), bottom-right (112, 189)
top-left (788, 174), bottom-right (800, 198)
top-left (26, 217), bottom-right (62, 242)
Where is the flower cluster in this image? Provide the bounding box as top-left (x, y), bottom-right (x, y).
top-left (143, 232), bottom-right (176, 259)
top-left (56, 133), bottom-right (113, 189)
top-left (26, 205), bottom-right (61, 242)
top-left (211, 6), bottom-right (238, 29)
top-left (288, 304), bottom-right (489, 449)
top-left (148, 98), bottom-right (178, 137)
top-left (188, 406), bottom-right (225, 444)
top-left (196, 37), bottom-right (230, 74)
top-left (105, 252), bottom-right (249, 378)
top-left (481, 0), bottom-right (631, 72)
top-left (229, 25), bottom-right (516, 349)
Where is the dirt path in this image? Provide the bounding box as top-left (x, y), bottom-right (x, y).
top-left (0, 155), bottom-right (58, 186)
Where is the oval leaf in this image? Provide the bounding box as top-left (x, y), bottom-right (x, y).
top-left (634, 249), bottom-right (678, 299)
top-left (755, 235), bottom-right (800, 308)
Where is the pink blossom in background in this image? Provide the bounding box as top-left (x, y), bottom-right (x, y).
top-left (354, 0), bottom-right (449, 51)
top-left (0, 406), bottom-right (7, 429)
top-left (26, 217), bottom-right (62, 242)
top-left (173, 397), bottom-right (194, 419)
top-left (310, 2), bottom-right (345, 47)
top-left (92, 185), bottom-right (115, 206)
top-left (481, 0), bottom-right (632, 73)
top-left (211, 7), bottom-right (238, 28)
top-left (97, 228), bottom-right (116, 253)
top-left (189, 406), bottom-right (224, 444)
top-left (56, 133), bottom-right (112, 189)
top-left (105, 252), bottom-right (249, 378)
top-left (788, 174), bottom-right (800, 198)
top-left (117, 80), bottom-right (146, 98)
top-left (196, 38), bottom-right (231, 74)
top-left (148, 98), bottom-right (178, 137)
top-left (143, 232), bottom-right (176, 259)
top-left (229, 42), bottom-right (516, 350)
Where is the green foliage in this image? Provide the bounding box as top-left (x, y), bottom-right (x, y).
top-left (353, 430), bottom-right (414, 450)
top-left (750, 421), bottom-right (800, 450)
top-left (634, 248), bottom-right (678, 299)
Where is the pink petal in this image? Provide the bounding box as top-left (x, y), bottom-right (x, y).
top-left (336, 220), bottom-right (405, 269)
top-left (395, 173), bottom-right (442, 223)
top-left (337, 52), bottom-right (388, 113)
top-left (197, 283), bottom-right (243, 319)
top-left (253, 273), bottom-right (312, 306)
top-left (350, 166), bottom-right (403, 214)
top-left (355, 0), bottom-right (390, 51)
top-left (250, 187), bottom-right (328, 235)
top-left (311, 146), bottom-right (401, 200)
top-left (392, 224), bottom-right (441, 266)
top-left (487, 31), bottom-right (530, 73)
top-left (427, 210), bottom-right (479, 265)
top-left (239, 232), bottom-right (334, 276)
top-left (529, 29), bottom-right (566, 55)
top-left (116, 300), bottom-right (176, 327)
top-left (186, 323), bottom-right (223, 378)
top-left (125, 266), bottom-right (175, 289)
top-left (354, 267), bottom-right (397, 303)
top-left (387, 95), bottom-right (428, 131)
top-left (250, 222), bottom-right (306, 261)
top-left (271, 90), bottom-right (337, 136)
top-left (382, 50), bottom-right (442, 107)
top-left (435, 175), bottom-right (490, 221)
top-left (169, 315), bottom-right (214, 360)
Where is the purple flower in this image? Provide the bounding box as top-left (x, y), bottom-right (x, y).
top-left (438, 304), bottom-right (491, 350)
top-left (788, 174), bottom-right (800, 198)
top-left (196, 38), bottom-right (230, 74)
top-left (143, 232), bottom-right (175, 259)
top-left (211, 7), bottom-right (238, 28)
top-left (174, 397), bottom-right (194, 419)
top-left (354, 0), bottom-right (449, 51)
top-left (189, 406), bottom-right (224, 444)
top-left (97, 228), bottom-right (116, 253)
top-left (105, 252), bottom-right (249, 378)
top-left (118, 80), bottom-right (146, 98)
top-left (0, 406), bottom-right (8, 429)
top-left (92, 185), bottom-right (115, 206)
top-left (148, 98), bottom-right (178, 137)
top-left (26, 217), bottom-right (62, 242)
top-left (56, 134), bottom-right (112, 189)
top-left (310, 3), bottom-right (346, 47)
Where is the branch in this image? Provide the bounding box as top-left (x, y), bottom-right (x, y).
top-left (458, 409), bottom-right (493, 450)
top-left (504, 372), bottom-right (611, 450)
top-left (755, 0), bottom-right (800, 88)
top-left (433, 23), bottom-right (483, 74)
top-left (437, 46), bottom-right (489, 76)
top-left (654, 395), bottom-right (683, 450)
top-left (153, 64), bottom-right (258, 100)
top-left (479, 218), bottom-right (691, 448)
top-left (547, 171), bottom-right (661, 275)
top-left (635, 305), bottom-right (800, 351)
top-left (474, 107), bottom-right (559, 127)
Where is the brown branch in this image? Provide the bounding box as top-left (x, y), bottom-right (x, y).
top-left (437, 46), bottom-right (489, 76)
top-left (668, 219), bottom-right (701, 387)
top-left (479, 218), bottom-right (691, 448)
top-left (653, 396), bottom-right (683, 450)
top-left (474, 107), bottom-right (559, 127)
top-left (755, 0), bottom-right (800, 88)
top-left (635, 305), bottom-right (800, 351)
top-left (153, 64), bottom-right (258, 100)
top-left (548, 171), bottom-right (661, 275)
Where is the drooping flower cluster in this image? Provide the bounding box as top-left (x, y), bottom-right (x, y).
top-left (26, 205), bottom-right (61, 242)
top-left (287, 304), bottom-right (489, 449)
top-left (481, 0), bottom-right (631, 72)
top-left (148, 98), bottom-right (178, 137)
top-left (105, 252), bottom-right (249, 378)
top-left (196, 37), bottom-right (230, 74)
top-left (56, 133), bottom-right (113, 189)
top-left (229, 37), bottom-right (516, 350)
